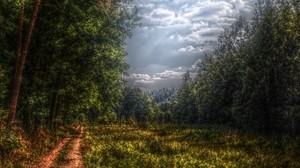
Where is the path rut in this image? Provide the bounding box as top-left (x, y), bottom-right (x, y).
top-left (35, 126), bottom-right (84, 168)
top-left (61, 127), bottom-right (84, 168)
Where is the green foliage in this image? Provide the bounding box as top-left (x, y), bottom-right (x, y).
top-left (97, 111), bottom-right (117, 124)
top-left (0, 0), bottom-right (139, 131)
top-left (0, 1), bottom-right (18, 107)
top-left (0, 128), bottom-right (22, 157)
top-left (175, 71), bottom-right (198, 123)
top-left (119, 87), bottom-right (159, 122)
top-left (0, 109), bottom-right (8, 126)
top-left (175, 0), bottom-right (300, 135)
top-left (148, 88), bottom-right (178, 103)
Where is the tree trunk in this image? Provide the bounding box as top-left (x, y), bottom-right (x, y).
top-left (8, 0), bottom-right (41, 125)
top-left (50, 92), bottom-right (59, 131)
top-left (14, 0), bottom-right (24, 80)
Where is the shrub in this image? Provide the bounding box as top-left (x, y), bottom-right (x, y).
top-left (0, 128), bottom-right (22, 158)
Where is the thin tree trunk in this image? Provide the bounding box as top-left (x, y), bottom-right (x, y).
top-left (14, 0), bottom-right (24, 79)
top-left (54, 95), bottom-right (63, 130)
top-left (50, 92), bottom-right (59, 131)
top-left (8, 0), bottom-right (41, 125)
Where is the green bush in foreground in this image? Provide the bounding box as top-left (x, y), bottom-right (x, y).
top-left (0, 128), bottom-right (22, 158)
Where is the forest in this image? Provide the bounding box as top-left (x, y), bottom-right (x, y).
top-left (0, 0), bottom-right (300, 167)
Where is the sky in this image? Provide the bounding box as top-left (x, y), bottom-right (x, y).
top-left (125, 0), bottom-right (253, 90)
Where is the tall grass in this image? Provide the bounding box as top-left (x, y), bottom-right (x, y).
top-left (83, 124), bottom-right (300, 168)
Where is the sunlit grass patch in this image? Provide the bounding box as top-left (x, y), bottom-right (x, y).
top-left (83, 124), bottom-right (300, 168)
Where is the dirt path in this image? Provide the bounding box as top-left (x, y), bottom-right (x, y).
top-left (60, 126), bottom-right (84, 168)
top-left (35, 126), bottom-right (84, 168)
top-left (35, 137), bottom-right (71, 168)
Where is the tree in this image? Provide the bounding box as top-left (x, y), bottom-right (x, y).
top-left (175, 71), bottom-right (198, 124)
top-left (234, 0), bottom-right (300, 133)
top-left (190, 0), bottom-right (300, 134)
top-left (120, 87), bottom-right (159, 122)
top-left (0, 1), bottom-right (19, 108)
top-left (189, 16), bottom-right (249, 125)
top-left (8, 0), bottom-right (41, 125)
top-left (1, 0), bottom-right (139, 131)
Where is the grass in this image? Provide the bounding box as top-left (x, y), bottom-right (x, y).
top-left (55, 139), bottom-right (73, 166)
top-left (54, 126), bottom-right (82, 167)
top-left (83, 124), bottom-right (300, 168)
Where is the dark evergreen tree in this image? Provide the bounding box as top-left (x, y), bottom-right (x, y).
top-left (175, 71), bottom-right (198, 124)
top-left (120, 87), bottom-right (158, 122)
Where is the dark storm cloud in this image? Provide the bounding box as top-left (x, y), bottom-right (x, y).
top-left (126, 0), bottom-right (252, 90)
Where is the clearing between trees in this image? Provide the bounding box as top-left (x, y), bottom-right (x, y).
top-left (83, 124), bottom-right (300, 168)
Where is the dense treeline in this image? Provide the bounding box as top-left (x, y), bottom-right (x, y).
top-left (119, 87), bottom-right (178, 124)
top-left (174, 0), bottom-right (300, 135)
top-left (119, 87), bottom-right (159, 122)
top-left (0, 0), bottom-right (139, 131)
top-left (147, 88), bottom-right (178, 104)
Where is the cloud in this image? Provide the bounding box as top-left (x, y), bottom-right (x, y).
top-left (150, 8), bottom-right (175, 18)
top-left (127, 0), bottom-right (252, 90)
top-left (129, 64), bottom-right (169, 75)
top-left (125, 65), bottom-right (200, 90)
top-left (125, 69), bottom-right (184, 85)
top-left (183, 2), bottom-right (233, 19)
top-left (178, 45), bottom-right (196, 53)
top-left (177, 45), bottom-right (205, 55)
top-left (144, 8), bottom-right (189, 27)
top-left (154, 70), bottom-right (185, 79)
top-left (125, 67), bottom-right (201, 91)
top-left (182, 28), bottom-right (224, 44)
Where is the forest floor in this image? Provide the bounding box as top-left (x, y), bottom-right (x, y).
top-left (35, 126), bottom-right (84, 168)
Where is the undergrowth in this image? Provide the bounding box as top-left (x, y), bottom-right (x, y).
top-left (0, 122), bottom-right (76, 168)
top-left (83, 124), bottom-right (300, 168)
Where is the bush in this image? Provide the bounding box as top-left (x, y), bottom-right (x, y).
top-left (0, 128), bottom-right (22, 158)
top-left (0, 109), bottom-right (7, 126)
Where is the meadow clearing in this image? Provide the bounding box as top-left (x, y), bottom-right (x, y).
top-left (83, 124), bottom-right (300, 168)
